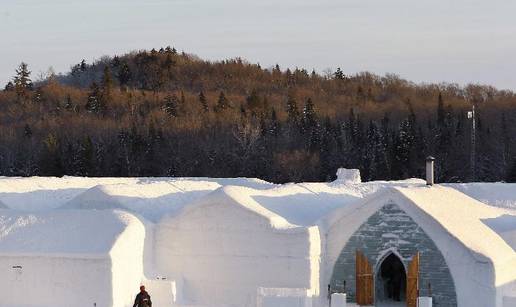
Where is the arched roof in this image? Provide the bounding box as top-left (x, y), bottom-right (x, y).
top-left (0, 209), bottom-right (144, 258)
top-left (319, 185), bottom-right (516, 306)
top-left (165, 185), bottom-right (295, 229)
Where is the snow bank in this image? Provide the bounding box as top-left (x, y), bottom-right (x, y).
top-left (257, 288), bottom-right (314, 307)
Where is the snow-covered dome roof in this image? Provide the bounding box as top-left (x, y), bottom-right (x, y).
top-left (0, 209), bottom-right (144, 257)
top-left (57, 177), bottom-right (274, 221)
top-left (169, 178), bottom-right (425, 227)
top-left (2, 176), bottom-right (516, 229)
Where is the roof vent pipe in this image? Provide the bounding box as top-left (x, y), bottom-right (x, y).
top-left (426, 156), bottom-right (435, 186)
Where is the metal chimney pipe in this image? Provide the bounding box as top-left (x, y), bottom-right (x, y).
top-left (426, 156), bottom-right (435, 185)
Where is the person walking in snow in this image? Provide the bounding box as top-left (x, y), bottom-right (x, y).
top-left (133, 285), bottom-right (152, 307)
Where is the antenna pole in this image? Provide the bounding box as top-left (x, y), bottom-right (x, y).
top-left (470, 104), bottom-right (476, 181)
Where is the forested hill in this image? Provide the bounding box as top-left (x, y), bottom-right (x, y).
top-left (1, 46), bottom-right (516, 182)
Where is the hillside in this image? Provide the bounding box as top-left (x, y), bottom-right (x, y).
top-left (1, 46), bottom-right (515, 182)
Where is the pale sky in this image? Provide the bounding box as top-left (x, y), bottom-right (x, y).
top-left (1, 0), bottom-right (516, 90)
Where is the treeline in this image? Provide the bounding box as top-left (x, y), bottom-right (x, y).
top-left (1, 47), bottom-right (515, 182)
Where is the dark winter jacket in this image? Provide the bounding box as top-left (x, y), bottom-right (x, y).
top-left (133, 291), bottom-right (152, 307)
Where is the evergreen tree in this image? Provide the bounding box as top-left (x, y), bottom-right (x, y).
top-left (301, 98), bottom-right (317, 133)
top-left (393, 118), bottom-right (415, 178)
top-left (101, 66), bottom-right (113, 103)
top-left (334, 67), bottom-right (344, 80)
top-left (365, 121), bottom-right (390, 180)
top-left (507, 157), bottom-right (516, 183)
top-left (13, 62), bottom-right (32, 100)
top-left (75, 136), bottom-right (94, 176)
top-left (111, 56), bottom-right (121, 67)
top-left (85, 82), bottom-right (103, 114)
top-left (501, 113), bottom-right (511, 169)
top-left (80, 59), bottom-right (87, 71)
top-left (246, 90), bottom-right (261, 111)
top-left (199, 91), bottom-right (209, 112)
top-left (164, 53), bottom-right (175, 71)
top-left (163, 94), bottom-right (179, 117)
top-left (4, 81), bottom-right (14, 91)
top-left (117, 62), bottom-right (132, 88)
top-left (286, 95), bottom-right (300, 125)
top-left (269, 108), bottom-right (280, 137)
top-left (437, 92), bottom-right (445, 128)
top-left (214, 91), bottom-right (230, 112)
top-left (40, 133), bottom-right (64, 176)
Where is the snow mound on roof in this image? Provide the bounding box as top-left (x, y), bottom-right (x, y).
top-left (182, 185), bottom-right (295, 229)
top-left (0, 209), bottom-right (143, 257)
top-left (445, 182), bottom-right (516, 209)
top-left (60, 185), bottom-right (127, 210)
top-left (0, 176), bottom-right (273, 212)
top-left (335, 168), bottom-right (361, 183)
top-left (189, 178), bottom-right (425, 227)
top-left (0, 176), bottom-right (138, 211)
top-left (59, 178), bottom-right (274, 221)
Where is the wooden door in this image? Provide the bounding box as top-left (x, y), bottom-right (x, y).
top-left (355, 250), bottom-right (374, 305)
top-left (406, 252), bottom-right (420, 307)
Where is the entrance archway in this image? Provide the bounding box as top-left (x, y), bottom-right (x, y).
top-left (376, 253), bottom-right (406, 305)
top-left (329, 203), bottom-right (457, 306)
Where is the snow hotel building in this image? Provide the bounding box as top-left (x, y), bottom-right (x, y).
top-left (0, 163), bottom-right (515, 307)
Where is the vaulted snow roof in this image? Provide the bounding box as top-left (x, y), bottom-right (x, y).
top-left (58, 178), bottom-right (273, 221)
top-left (0, 209), bottom-right (144, 258)
top-left (0, 176), bottom-right (273, 215)
top-left (1, 176), bottom-right (516, 230)
top-left (319, 185), bottom-right (516, 255)
top-left (0, 176), bottom-right (138, 211)
top-left (445, 182), bottom-right (516, 210)
top-left (170, 178), bottom-right (425, 228)
top-left (396, 186), bottom-right (516, 256)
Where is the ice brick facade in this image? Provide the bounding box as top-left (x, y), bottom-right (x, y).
top-left (330, 203), bottom-right (457, 306)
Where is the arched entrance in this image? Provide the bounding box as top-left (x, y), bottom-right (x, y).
top-left (376, 253), bottom-right (406, 306)
top-left (330, 203), bottom-right (457, 306)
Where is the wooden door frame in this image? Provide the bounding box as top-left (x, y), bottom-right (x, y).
top-left (355, 250), bottom-right (374, 306)
top-left (406, 252), bottom-right (420, 307)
